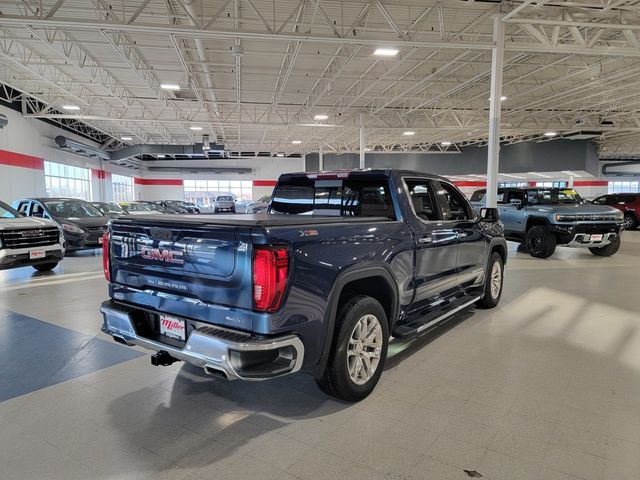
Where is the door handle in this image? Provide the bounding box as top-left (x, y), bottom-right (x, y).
top-left (418, 236), bottom-right (432, 244)
top-left (457, 231), bottom-right (469, 239)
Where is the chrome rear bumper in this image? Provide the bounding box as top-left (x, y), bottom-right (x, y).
top-left (100, 301), bottom-right (304, 381)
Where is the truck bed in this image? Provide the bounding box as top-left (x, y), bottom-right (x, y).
top-left (111, 213), bottom-right (391, 228)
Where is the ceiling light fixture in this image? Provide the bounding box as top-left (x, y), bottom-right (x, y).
top-left (160, 83), bottom-right (180, 91)
top-left (403, 131), bottom-right (415, 136)
top-left (158, 154), bottom-right (166, 158)
top-left (374, 48), bottom-right (399, 57)
top-left (544, 131), bottom-right (557, 137)
top-left (120, 136), bottom-right (132, 141)
top-left (292, 140), bottom-right (302, 144)
top-left (190, 126), bottom-right (203, 131)
top-left (500, 95), bottom-right (507, 101)
top-left (276, 153), bottom-right (285, 157)
top-left (441, 141), bottom-right (452, 146)
top-left (62, 105), bottom-right (80, 110)
top-left (314, 114), bottom-right (329, 121)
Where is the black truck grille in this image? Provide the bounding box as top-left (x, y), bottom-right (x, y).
top-left (0, 227), bottom-right (60, 248)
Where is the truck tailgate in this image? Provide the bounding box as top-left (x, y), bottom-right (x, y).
top-left (109, 219), bottom-right (252, 311)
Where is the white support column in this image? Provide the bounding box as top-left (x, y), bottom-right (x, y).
top-left (359, 112), bottom-right (365, 169)
top-left (302, 153), bottom-right (307, 172)
top-left (319, 143), bottom-right (324, 171)
top-left (568, 175), bottom-right (574, 187)
top-left (485, 14), bottom-right (505, 208)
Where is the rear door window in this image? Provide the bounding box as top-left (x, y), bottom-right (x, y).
top-left (434, 182), bottom-right (472, 221)
top-left (405, 180), bottom-right (439, 221)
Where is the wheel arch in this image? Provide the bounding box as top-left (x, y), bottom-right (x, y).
top-left (314, 264), bottom-right (400, 376)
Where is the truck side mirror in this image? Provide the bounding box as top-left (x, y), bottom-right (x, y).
top-left (480, 207), bottom-right (500, 222)
top-left (510, 199), bottom-right (523, 209)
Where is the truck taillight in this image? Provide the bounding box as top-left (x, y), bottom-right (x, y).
top-left (102, 232), bottom-right (110, 282)
top-left (253, 246), bottom-right (289, 312)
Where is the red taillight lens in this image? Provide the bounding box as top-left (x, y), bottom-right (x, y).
top-left (102, 232), bottom-right (110, 282)
top-left (253, 246), bottom-right (289, 312)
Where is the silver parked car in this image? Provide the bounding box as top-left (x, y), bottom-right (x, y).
top-left (213, 195), bottom-right (236, 213)
top-left (237, 195), bottom-right (271, 214)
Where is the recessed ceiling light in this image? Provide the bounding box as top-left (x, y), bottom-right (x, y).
top-left (62, 105), bottom-right (80, 110)
top-left (364, 147), bottom-right (372, 151)
top-left (292, 140), bottom-right (302, 144)
top-left (120, 136), bottom-right (132, 141)
top-left (544, 131), bottom-right (557, 137)
top-left (500, 95), bottom-right (507, 101)
top-left (374, 48), bottom-right (399, 57)
top-left (314, 114), bottom-right (329, 121)
top-left (441, 141), bottom-right (452, 146)
top-left (276, 153), bottom-right (285, 157)
top-left (403, 131), bottom-right (415, 136)
top-left (158, 154), bottom-right (166, 158)
top-left (190, 126), bottom-right (203, 131)
top-left (160, 83), bottom-right (180, 90)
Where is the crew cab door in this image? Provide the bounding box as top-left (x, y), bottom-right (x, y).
top-left (498, 189), bottom-right (527, 234)
top-left (404, 178), bottom-right (460, 314)
top-left (433, 181), bottom-right (486, 288)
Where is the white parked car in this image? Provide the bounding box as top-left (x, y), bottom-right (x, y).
top-left (0, 200), bottom-right (65, 272)
top-left (213, 195), bottom-right (236, 213)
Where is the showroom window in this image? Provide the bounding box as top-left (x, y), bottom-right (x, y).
top-left (184, 179), bottom-right (253, 206)
top-left (536, 181), bottom-right (567, 188)
top-left (44, 161), bottom-right (92, 200)
top-left (498, 182), bottom-right (528, 188)
top-left (608, 181), bottom-right (640, 194)
top-left (112, 174), bottom-right (134, 202)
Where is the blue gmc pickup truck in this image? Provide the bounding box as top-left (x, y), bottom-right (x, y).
top-left (101, 170), bottom-right (507, 401)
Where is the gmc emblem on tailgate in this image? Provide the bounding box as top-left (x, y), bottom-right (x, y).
top-left (140, 246), bottom-right (185, 265)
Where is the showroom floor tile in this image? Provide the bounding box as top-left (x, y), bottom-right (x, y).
top-left (1, 234), bottom-right (640, 479)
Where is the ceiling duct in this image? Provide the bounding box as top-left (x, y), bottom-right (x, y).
top-left (110, 143), bottom-right (226, 162)
top-left (55, 135), bottom-right (111, 160)
top-left (602, 161), bottom-right (640, 176)
top-left (147, 166), bottom-right (252, 174)
top-left (563, 131), bottom-right (602, 140)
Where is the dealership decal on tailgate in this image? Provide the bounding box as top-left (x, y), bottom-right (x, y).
top-left (160, 315), bottom-right (186, 340)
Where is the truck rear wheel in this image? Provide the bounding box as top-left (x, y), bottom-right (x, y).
top-left (33, 262), bottom-right (58, 272)
top-left (525, 225), bottom-right (556, 258)
top-left (589, 235), bottom-right (621, 257)
top-left (316, 295), bottom-right (389, 402)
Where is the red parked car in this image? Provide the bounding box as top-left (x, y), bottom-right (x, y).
top-left (593, 193), bottom-right (640, 230)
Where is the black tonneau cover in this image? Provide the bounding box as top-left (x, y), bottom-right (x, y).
top-left (111, 213), bottom-right (390, 229)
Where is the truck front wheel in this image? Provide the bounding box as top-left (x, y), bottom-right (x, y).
top-left (477, 252), bottom-right (504, 309)
top-left (589, 235), bottom-right (621, 257)
top-left (525, 225), bottom-right (556, 258)
top-left (33, 262), bottom-right (58, 272)
top-left (316, 295), bottom-right (389, 402)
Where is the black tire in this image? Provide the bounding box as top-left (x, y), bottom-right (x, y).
top-left (525, 225), bottom-right (556, 258)
top-left (315, 295), bottom-right (389, 402)
top-left (477, 252), bottom-right (504, 309)
top-left (589, 235), bottom-right (621, 257)
top-left (623, 213), bottom-right (638, 230)
top-left (33, 262), bottom-right (58, 272)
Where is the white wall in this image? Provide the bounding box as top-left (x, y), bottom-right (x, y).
top-left (0, 104), bottom-right (135, 202)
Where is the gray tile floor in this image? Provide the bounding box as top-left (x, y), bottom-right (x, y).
top-left (1, 236), bottom-right (640, 480)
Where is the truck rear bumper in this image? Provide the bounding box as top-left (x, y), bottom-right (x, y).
top-left (100, 300), bottom-right (304, 381)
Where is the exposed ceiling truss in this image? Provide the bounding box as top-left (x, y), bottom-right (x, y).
top-left (2, 0), bottom-right (640, 159)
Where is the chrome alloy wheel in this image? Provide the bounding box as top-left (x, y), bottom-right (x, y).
top-left (490, 260), bottom-right (502, 299)
top-left (347, 314), bottom-right (383, 385)
top-left (623, 215), bottom-right (634, 229)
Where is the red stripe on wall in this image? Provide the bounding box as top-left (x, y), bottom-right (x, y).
top-left (91, 169), bottom-right (112, 180)
top-left (253, 180), bottom-right (277, 187)
top-left (574, 180), bottom-right (608, 187)
top-left (0, 150), bottom-right (44, 170)
top-left (454, 181), bottom-right (486, 187)
top-left (134, 178), bottom-right (184, 186)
